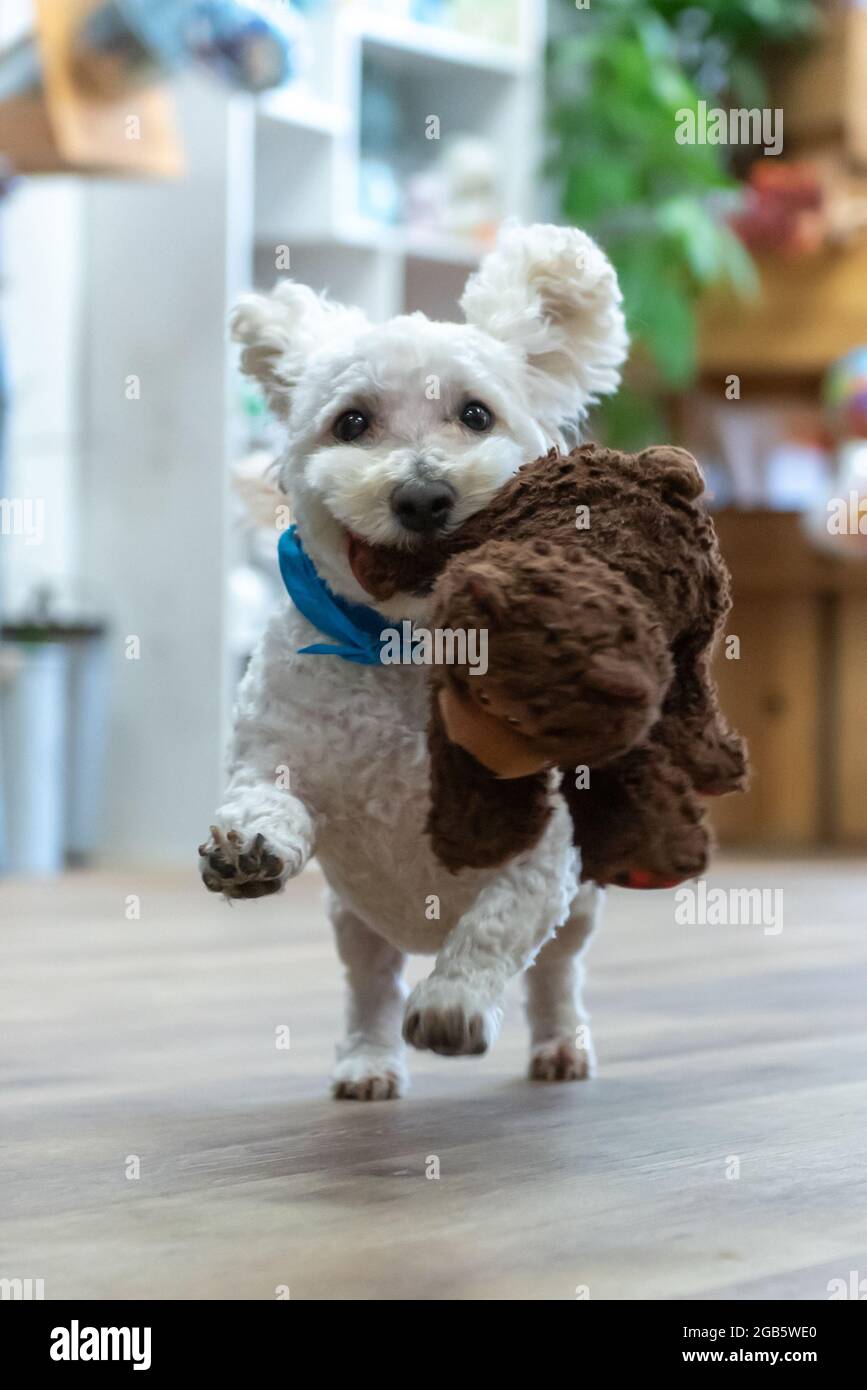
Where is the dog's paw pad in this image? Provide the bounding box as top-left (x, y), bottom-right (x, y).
top-left (529, 1037), bottom-right (595, 1082)
top-left (198, 826), bottom-right (287, 900)
top-left (403, 978), bottom-right (501, 1057)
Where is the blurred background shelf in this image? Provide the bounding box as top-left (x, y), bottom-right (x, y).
top-left (700, 241), bottom-right (867, 377)
top-left (353, 11), bottom-right (531, 74)
top-left (254, 0), bottom-right (541, 319)
top-left (3, 0), bottom-right (867, 872)
top-left (685, 1), bottom-right (867, 860)
top-left (768, 2), bottom-right (867, 167)
top-left (257, 87), bottom-right (349, 136)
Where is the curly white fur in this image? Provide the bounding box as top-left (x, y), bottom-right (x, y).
top-left (205, 223), bottom-right (627, 1098)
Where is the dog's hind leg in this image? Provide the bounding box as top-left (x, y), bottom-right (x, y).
top-left (524, 881), bottom-right (602, 1081)
top-left (328, 891), bottom-right (409, 1100)
top-left (403, 796), bottom-right (577, 1058)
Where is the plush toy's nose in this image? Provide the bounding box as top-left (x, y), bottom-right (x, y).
top-left (391, 478), bottom-right (456, 534)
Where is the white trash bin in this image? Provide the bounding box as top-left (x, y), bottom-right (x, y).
top-left (0, 635), bottom-right (68, 874)
top-left (0, 621), bottom-right (108, 874)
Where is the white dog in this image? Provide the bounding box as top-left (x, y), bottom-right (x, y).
top-left (199, 223), bottom-right (629, 1099)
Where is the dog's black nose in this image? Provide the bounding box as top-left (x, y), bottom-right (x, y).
top-left (391, 478), bottom-right (456, 534)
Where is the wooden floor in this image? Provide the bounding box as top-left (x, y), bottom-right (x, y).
top-left (2, 856), bottom-right (866, 1301)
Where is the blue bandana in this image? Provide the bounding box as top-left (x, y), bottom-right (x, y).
top-left (278, 524), bottom-right (397, 665)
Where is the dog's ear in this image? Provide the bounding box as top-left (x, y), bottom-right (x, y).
top-left (460, 223), bottom-right (628, 433)
top-left (229, 281), bottom-right (365, 418)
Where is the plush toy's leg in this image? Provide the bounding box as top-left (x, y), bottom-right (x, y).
top-left (525, 881), bottom-right (602, 1080)
top-left (404, 796), bottom-right (576, 1057)
top-left (426, 687), bottom-right (552, 871)
top-left (563, 742), bottom-right (710, 889)
top-left (328, 890), bottom-right (409, 1100)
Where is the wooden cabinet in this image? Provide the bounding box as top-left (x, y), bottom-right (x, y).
top-left (710, 510), bottom-right (867, 847)
top-left (838, 592), bottom-right (867, 841)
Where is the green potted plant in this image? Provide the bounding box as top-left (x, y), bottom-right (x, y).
top-left (547, 0), bottom-right (821, 445)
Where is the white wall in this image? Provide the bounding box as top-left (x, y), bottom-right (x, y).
top-left (2, 1), bottom-right (544, 869)
top-left (1, 178), bottom-right (84, 615)
top-left (77, 78), bottom-right (252, 865)
top-left (0, 0), bottom-right (31, 48)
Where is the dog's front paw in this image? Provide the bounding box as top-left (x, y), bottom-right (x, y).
top-left (403, 977), bottom-right (502, 1057)
top-left (198, 825), bottom-right (298, 900)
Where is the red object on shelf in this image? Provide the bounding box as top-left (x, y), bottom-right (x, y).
top-left (730, 160), bottom-right (825, 258)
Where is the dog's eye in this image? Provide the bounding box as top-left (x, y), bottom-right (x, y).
top-left (460, 401), bottom-right (494, 432)
top-left (334, 410), bottom-right (370, 442)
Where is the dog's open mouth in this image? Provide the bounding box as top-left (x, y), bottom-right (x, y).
top-left (347, 530), bottom-right (447, 603)
top-left (347, 531), bottom-right (387, 597)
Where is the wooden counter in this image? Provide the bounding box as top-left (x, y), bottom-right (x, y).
top-left (710, 509), bottom-right (867, 847)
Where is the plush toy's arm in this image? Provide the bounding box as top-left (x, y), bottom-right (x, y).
top-left (661, 643), bottom-right (749, 796)
top-left (425, 683), bottom-right (552, 872)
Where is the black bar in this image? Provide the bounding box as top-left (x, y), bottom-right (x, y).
top-left (4, 1299), bottom-right (863, 1374)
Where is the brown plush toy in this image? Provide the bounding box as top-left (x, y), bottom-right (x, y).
top-left (354, 443), bottom-right (748, 888)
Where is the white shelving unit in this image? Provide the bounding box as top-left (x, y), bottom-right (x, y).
top-left (254, 1), bottom-right (544, 318)
top-left (75, 0), bottom-right (545, 865)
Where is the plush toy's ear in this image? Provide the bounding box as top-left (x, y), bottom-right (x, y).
top-left (460, 222), bottom-right (628, 435)
top-left (637, 446), bottom-right (705, 500)
top-left (229, 281), bottom-right (366, 418)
